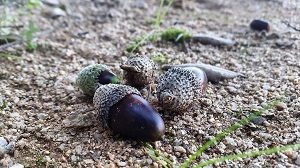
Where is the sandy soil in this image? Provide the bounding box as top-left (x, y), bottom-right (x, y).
top-left (0, 0), bottom-right (300, 167)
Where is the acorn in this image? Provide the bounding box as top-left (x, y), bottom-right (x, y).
top-left (76, 64), bottom-right (119, 96)
top-left (250, 19), bottom-right (270, 32)
top-left (93, 84), bottom-right (165, 141)
top-left (182, 67), bottom-right (208, 92)
top-left (120, 55), bottom-right (157, 88)
top-left (157, 67), bottom-right (207, 112)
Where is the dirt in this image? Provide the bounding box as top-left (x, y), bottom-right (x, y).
top-left (0, 0), bottom-right (300, 167)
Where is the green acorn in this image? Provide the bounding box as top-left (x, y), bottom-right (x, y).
top-left (76, 64), bottom-right (119, 96)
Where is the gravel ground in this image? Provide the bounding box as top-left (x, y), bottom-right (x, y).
top-left (0, 0), bottom-right (300, 167)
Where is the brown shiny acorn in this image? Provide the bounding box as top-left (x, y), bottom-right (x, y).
top-left (93, 84), bottom-right (165, 142)
top-left (76, 64), bottom-right (119, 96)
top-left (182, 67), bottom-right (208, 92)
top-left (250, 19), bottom-right (270, 32)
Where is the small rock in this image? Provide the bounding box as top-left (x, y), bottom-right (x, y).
top-left (0, 137), bottom-right (8, 147)
top-left (37, 113), bottom-right (48, 120)
top-left (10, 163), bottom-right (24, 168)
top-left (134, 0), bottom-right (148, 9)
top-left (192, 34), bottom-right (235, 47)
top-left (63, 112), bottom-right (97, 128)
top-left (275, 39), bottom-right (293, 48)
top-left (295, 155), bottom-right (300, 165)
top-left (146, 158), bottom-right (152, 165)
top-left (0, 142), bottom-right (14, 157)
top-left (66, 85), bottom-right (75, 92)
top-left (83, 159), bottom-right (94, 164)
top-left (71, 155), bottom-right (77, 162)
top-left (275, 102), bottom-right (287, 111)
top-left (200, 98), bottom-right (212, 107)
top-left (117, 161), bottom-right (127, 167)
top-left (42, 0), bottom-right (60, 6)
top-left (51, 8), bottom-right (67, 18)
top-left (266, 32), bottom-right (280, 40)
top-left (262, 83), bottom-right (270, 90)
top-left (231, 102), bottom-right (239, 112)
top-left (58, 144), bottom-right (65, 151)
top-left (227, 86), bottom-right (237, 94)
top-left (251, 116), bottom-right (267, 125)
top-left (174, 146), bottom-right (186, 153)
top-left (225, 137), bottom-right (237, 146)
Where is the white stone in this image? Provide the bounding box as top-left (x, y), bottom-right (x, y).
top-left (117, 161), bottom-right (127, 167)
top-left (0, 137), bottom-right (8, 147)
top-left (295, 155), bottom-right (300, 165)
top-left (174, 146), bottom-right (186, 153)
top-left (9, 163), bottom-right (24, 168)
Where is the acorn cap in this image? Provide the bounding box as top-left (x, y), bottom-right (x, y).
top-left (121, 55), bottom-right (157, 87)
top-left (93, 84), bottom-right (141, 126)
top-left (157, 67), bottom-right (204, 112)
top-left (76, 64), bottom-right (118, 96)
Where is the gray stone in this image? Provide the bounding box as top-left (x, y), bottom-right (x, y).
top-left (192, 34), bottom-right (235, 47)
top-left (251, 116), bottom-right (266, 125)
top-left (10, 163), bottom-right (24, 168)
top-left (42, 0), bottom-right (60, 6)
top-left (117, 161), bottom-right (127, 167)
top-left (295, 155), bottom-right (300, 165)
top-left (71, 155), bottom-right (77, 162)
top-left (51, 8), bottom-right (67, 18)
top-left (0, 137), bottom-right (8, 147)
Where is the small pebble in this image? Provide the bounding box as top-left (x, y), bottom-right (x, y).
top-left (66, 85), bottom-right (75, 92)
top-left (42, 0), bottom-right (60, 6)
top-left (37, 113), bottom-right (48, 120)
top-left (251, 116), bottom-right (267, 125)
top-left (200, 98), bottom-right (212, 107)
top-left (0, 137), bottom-right (8, 147)
top-left (276, 102), bottom-right (287, 111)
top-left (58, 144), bottom-right (65, 151)
top-left (71, 155), bottom-right (77, 162)
top-left (192, 34), bottom-right (235, 46)
top-left (295, 155), bottom-right (300, 165)
top-left (174, 146), bottom-right (186, 153)
top-left (83, 159), bottom-right (94, 164)
top-left (227, 86), bottom-right (237, 94)
top-left (10, 163), bottom-right (24, 168)
top-left (275, 39), bottom-right (293, 48)
top-left (51, 8), bottom-right (67, 18)
top-left (117, 161), bottom-right (127, 167)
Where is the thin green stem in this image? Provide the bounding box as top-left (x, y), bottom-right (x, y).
top-left (158, 0), bottom-right (174, 26)
top-left (181, 100), bottom-right (278, 168)
top-left (129, 30), bottom-right (155, 53)
top-left (154, 0), bottom-right (165, 29)
top-left (193, 144), bottom-right (300, 168)
top-left (145, 143), bottom-right (178, 167)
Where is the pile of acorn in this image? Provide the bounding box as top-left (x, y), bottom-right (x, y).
top-left (76, 55), bottom-right (208, 142)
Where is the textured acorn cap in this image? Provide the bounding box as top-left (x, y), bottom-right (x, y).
top-left (120, 55), bottom-right (157, 87)
top-left (93, 84), bottom-right (141, 126)
top-left (157, 67), bottom-right (204, 112)
top-left (76, 64), bottom-right (117, 96)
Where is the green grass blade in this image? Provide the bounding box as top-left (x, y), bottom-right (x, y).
top-left (193, 144), bottom-right (300, 168)
top-left (144, 143), bottom-right (178, 168)
top-left (128, 30), bottom-right (155, 53)
top-left (158, 0), bottom-right (174, 25)
top-left (154, 0), bottom-right (165, 29)
top-left (181, 100), bottom-right (279, 168)
top-left (0, 53), bottom-right (22, 60)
